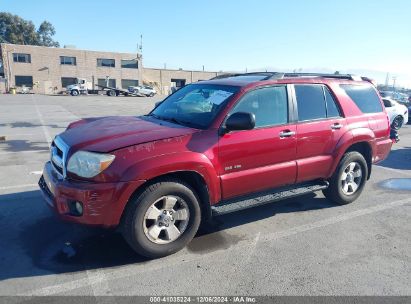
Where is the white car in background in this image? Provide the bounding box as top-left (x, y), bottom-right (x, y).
top-left (382, 97), bottom-right (409, 130)
top-left (128, 85), bottom-right (157, 97)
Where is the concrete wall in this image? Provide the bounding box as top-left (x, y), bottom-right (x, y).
top-left (0, 43), bottom-right (142, 93)
top-left (143, 68), bottom-right (224, 95)
top-left (0, 43), bottom-right (226, 95)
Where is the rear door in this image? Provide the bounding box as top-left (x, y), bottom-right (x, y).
top-left (293, 84), bottom-right (347, 183)
top-left (218, 85), bottom-right (297, 200)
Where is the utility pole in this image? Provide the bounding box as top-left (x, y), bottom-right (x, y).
top-left (392, 76), bottom-right (397, 91)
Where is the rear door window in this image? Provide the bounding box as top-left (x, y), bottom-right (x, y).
top-left (340, 84), bottom-right (383, 113)
top-left (295, 85), bottom-right (327, 121)
top-left (324, 87), bottom-right (341, 117)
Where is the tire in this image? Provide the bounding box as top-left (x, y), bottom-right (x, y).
top-left (108, 90), bottom-right (116, 97)
top-left (149, 92), bottom-right (155, 97)
top-left (322, 151), bottom-right (368, 205)
top-left (122, 178), bottom-right (202, 258)
top-left (391, 116), bottom-right (404, 130)
top-left (70, 90), bottom-right (79, 96)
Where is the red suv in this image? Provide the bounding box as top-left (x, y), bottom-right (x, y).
top-left (39, 72), bottom-right (393, 258)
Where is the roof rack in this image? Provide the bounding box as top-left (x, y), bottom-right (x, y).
top-left (211, 72), bottom-right (363, 81)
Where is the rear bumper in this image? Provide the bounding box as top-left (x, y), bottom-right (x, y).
top-left (39, 161), bottom-right (144, 227)
top-left (373, 138), bottom-right (393, 163)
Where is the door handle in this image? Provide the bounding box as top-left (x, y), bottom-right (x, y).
top-left (331, 123), bottom-right (343, 130)
top-left (279, 130), bottom-right (296, 138)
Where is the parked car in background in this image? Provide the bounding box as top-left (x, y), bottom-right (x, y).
top-left (380, 91), bottom-right (409, 106)
top-left (382, 97), bottom-right (409, 130)
top-left (128, 85), bottom-right (156, 97)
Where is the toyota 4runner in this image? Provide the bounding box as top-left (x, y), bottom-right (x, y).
top-left (39, 72), bottom-right (393, 258)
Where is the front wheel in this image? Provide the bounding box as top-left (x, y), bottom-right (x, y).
top-left (323, 151), bottom-right (368, 205)
top-left (122, 179), bottom-right (201, 258)
top-left (70, 90), bottom-right (79, 96)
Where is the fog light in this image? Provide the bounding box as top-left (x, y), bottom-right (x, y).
top-left (75, 201), bottom-right (83, 215)
top-left (68, 200), bottom-right (83, 216)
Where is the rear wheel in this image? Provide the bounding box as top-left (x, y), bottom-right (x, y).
top-left (391, 116), bottom-right (403, 130)
top-left (122, 179), bottom-right (201, 258)
top-left (323, 151), bottom-right (368, 205)
top-left (107, 90), bottom-right (116, 97)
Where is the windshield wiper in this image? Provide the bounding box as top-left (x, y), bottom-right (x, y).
top-left (147, 114), bottom-right (187, 127)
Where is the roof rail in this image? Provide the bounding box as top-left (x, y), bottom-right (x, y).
top-left (211, 72), bottom-right (364, 81)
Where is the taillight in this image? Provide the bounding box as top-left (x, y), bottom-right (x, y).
top-left (386, 114), bottom-right (390, 137)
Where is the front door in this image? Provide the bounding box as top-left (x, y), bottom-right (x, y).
top-left (218, 85), bottom-right (297, 200)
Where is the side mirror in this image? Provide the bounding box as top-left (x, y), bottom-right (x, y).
top-left (224, 112), bottom-right (255, 132)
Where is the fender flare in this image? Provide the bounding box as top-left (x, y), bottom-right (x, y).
top-left (121, 151), bottom-right (221, 205)
top-left (328, 128), bottom-right (375, 177)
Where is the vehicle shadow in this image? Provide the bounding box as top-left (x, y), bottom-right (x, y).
top-left (0, 189), bottom-right (336, 281)
top-left (377, 147), bottom-right (411, 170)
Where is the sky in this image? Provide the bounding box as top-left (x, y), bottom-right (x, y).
top-left (1, 0), bottom-right (411, 87)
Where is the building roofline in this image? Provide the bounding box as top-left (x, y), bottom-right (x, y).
top-left (0, 43), bottom-right (141, 57)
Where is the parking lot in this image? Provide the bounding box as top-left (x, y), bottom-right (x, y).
top-left (0, 93), bottom-right (410, 296)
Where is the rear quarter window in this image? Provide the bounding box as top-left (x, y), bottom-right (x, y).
top-left (340, 84), bottom-right (383, 113)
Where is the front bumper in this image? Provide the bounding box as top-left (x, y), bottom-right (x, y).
top-left (39, 161), bottom-right (144, 227)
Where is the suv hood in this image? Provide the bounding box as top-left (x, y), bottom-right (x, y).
top-left (59, 116), bottom-right (198, 153)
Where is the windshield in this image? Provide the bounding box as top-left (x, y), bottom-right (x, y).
top-left (150, 84), bottom-right (240, 129)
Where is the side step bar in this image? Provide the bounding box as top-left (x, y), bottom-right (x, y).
top-left (211, 181), bottom-right (329, 216)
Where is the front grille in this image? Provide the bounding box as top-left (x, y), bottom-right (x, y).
top-left (50, 136), bottom-right (69, 178)
top-left (39, 176), bottom-right (53, 200)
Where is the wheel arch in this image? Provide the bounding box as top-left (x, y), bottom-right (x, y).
top-left (345, 142), bottom-right (373, 180)
top-left (119, 170), bottom-right (213, 229)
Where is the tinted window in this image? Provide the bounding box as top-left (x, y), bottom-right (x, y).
top-left (324, 87), bottom-right (341, 117)
top-left (121, 79), bottom-right (139, 88)
top-left (340, 85), bottom-right (383, 113)
top-left (60, 56), bottom-right (76, 65)
top-left (231, 86), bottom-right (288, 128)
top-left (13, 53), bottom-right (31, 63)
top-left (98, 78), bottom-right (116, 88)
top-left (15, 75), bottom-right (33, 87)
top-left (295, 85), bottom-right (326, 121)
top-left (61, 77), bottom-right (77, 88)
top-left (121, 59), bottom-right (138, 69)
top-left (383, 99), bottom-right (392, 108)
top-left (97, 58), bottom-right (115, 67)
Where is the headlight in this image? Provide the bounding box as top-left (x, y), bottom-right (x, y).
top-left (67, 151), bottom-right (115, 178)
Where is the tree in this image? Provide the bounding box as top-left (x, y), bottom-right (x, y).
top-left (37, 21), bottom-right (59, 47)
top-left (0, 12), bottom-right (59, 47)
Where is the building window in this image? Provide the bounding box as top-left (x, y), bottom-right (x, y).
top-left (98, 78), bottom-right (116, 88)
top-left (121, 79), bottom-right (139, 89)
top-left (15, 76), bottom-right (33, 87)
top-left (61, 77), bottom-right (78, 88)
top-left (171, 79), bottom-right (186, 89)
top-left (121, 59), bottom-right (138, 69)
top-left (13, 53), bottom-right (31, 63)
top-left (0, 59), bottom-right (4, 77)
top-left (60, 56), bottom-right (76, 65)
top-left (97, 58), bottom-right (115, 68)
